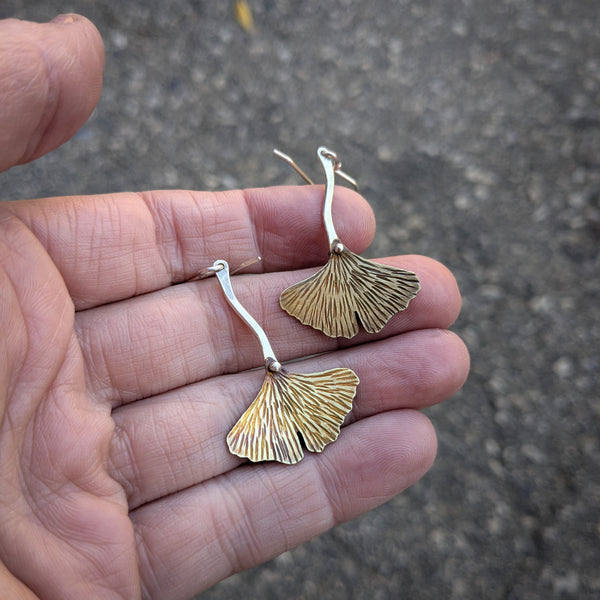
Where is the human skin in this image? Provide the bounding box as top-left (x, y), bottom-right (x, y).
top-left (0, 14), bottom-right (469, 600)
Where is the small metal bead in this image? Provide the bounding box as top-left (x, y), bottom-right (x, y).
top-left (333, 242), bottom-right (345, 254)
top-left (268, 360), bottom-right (282, 373)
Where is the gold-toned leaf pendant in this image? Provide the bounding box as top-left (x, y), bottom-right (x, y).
top-left (275, 146), bottom-right (421, 338)
top-left (203, 260), bottom-right (359, 465)
top-left (280, 246), bottom-right (421, 339)
top-left (227, 366), bottom-right (359, 464)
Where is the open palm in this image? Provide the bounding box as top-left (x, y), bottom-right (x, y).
top-left (0, 15), bottom-right (469, 600)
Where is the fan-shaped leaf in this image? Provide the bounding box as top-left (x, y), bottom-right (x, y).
top-left (280, 248), bottom-right (421, 338)
top-left (227, 367), bottom-right (359, 464)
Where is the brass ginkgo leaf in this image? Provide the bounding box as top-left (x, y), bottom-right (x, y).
top-left (280, 246), bottom-right (421, 339)
top-left (227, 367), bottom-right (359, 465)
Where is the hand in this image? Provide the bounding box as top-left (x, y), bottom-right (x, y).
top-left (0, 14), bottom-right (469, 600)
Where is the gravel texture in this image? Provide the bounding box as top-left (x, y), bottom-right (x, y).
top-left (1, 1), bottom-right (599, 599)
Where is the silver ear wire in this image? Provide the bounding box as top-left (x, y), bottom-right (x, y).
top-left (207, 260), bottom-right (281, 372)
top-left (273, 147), bottom-right (358, 191)
top-left (273, 149), bottom-right (314, 184)
top-left (273, 146), bottom-right (359, 252)
top-left (317, 147), bottom-right (358, 191)
top-left (192, 256), bottom-right (262, 282)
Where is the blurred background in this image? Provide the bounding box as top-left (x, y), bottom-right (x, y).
top-left (2, 1), bottom-right (599, 598)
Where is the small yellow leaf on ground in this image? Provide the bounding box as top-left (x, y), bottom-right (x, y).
top-left (234, 0), bottom-right (254, 32)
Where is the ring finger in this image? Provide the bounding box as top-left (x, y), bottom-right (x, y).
top-left (108, 328), bottom-right (469, 509)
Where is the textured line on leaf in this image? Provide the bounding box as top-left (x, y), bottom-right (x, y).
top-left (226, 368), bottom-right (359, 464)
top-left (280, 249), bottom-right (421, 338)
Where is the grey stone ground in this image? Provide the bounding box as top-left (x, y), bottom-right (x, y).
top-left (2, 1), bottom-right (599, 598)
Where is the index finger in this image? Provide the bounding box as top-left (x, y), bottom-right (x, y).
top-left (7, 185), bottom-right (375, 310)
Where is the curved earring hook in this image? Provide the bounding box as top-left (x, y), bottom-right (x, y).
top-left (273, 147), bottom-right (358, 191)
top-left (272, 149), bottom-right (314, 184)
top-left (273, 146), bottom-right (359, 252)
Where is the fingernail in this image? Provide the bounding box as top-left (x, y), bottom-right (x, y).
top-left (50, 14), bottom-right (75, 24)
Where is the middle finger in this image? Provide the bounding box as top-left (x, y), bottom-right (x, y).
top-left (75, 255), bottom-right (459, 406)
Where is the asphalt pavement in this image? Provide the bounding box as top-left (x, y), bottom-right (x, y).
top-left (1, 1), bottom-right (599, 598)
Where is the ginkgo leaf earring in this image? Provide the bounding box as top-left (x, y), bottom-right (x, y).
top-left (275, 146), bottom-right (421, 339)
top-left (204, 259), bottom-right (359, 465)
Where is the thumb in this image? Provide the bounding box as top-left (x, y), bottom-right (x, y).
top-left (0, 14), bottom-right (104, 172)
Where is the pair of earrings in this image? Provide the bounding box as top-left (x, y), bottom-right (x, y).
top-left (203, 147), bottom-right (421, 465)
